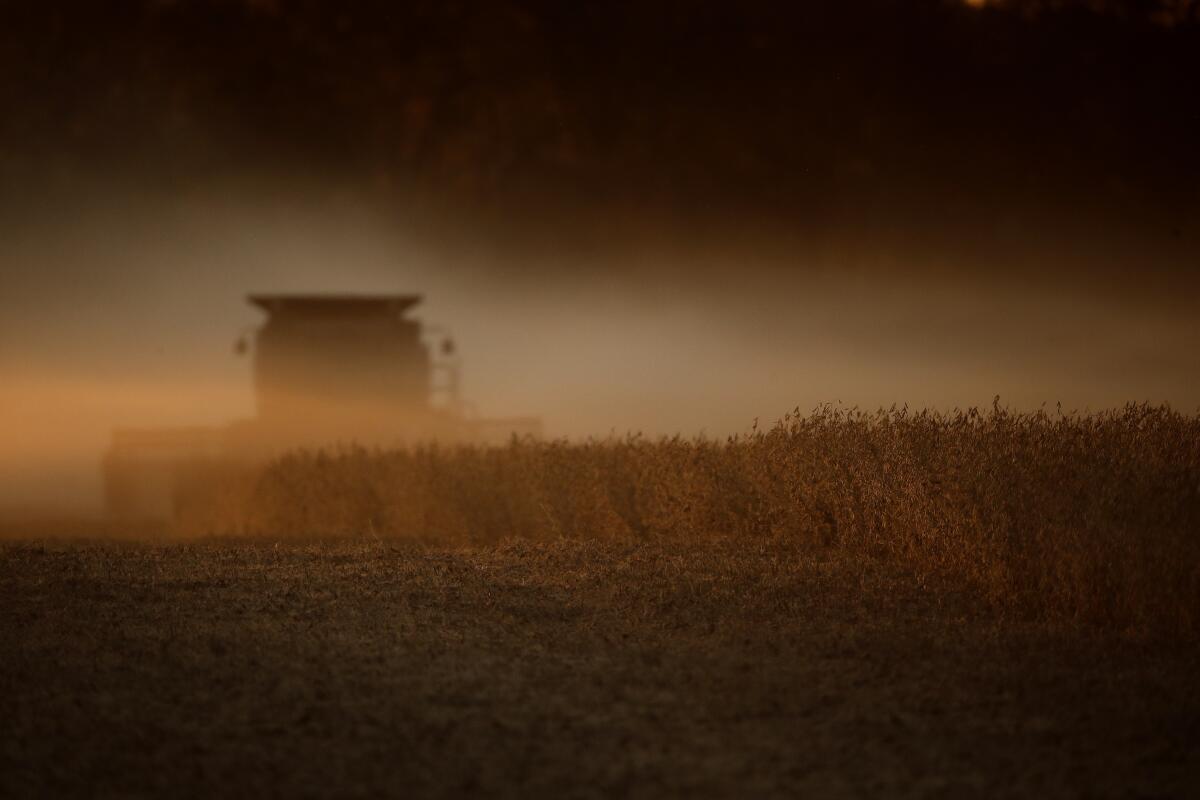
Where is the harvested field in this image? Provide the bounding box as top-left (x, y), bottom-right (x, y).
top-left (2, 538), bottom-right (1197, 798)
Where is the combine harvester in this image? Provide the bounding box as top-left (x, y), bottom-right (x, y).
top-left (103, 294), bottom-right (540, 521)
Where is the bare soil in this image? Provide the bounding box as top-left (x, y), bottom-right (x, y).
top-left (1, 538), bottom-right (1197, 798)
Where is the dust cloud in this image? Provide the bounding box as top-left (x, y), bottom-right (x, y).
top-left (3, 179), bottom-right (1198, 518)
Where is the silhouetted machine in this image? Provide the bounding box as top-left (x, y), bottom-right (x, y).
top-left (245, 294), bottom-right (446, 444)
top-left (103, 294), bottom-right (540, 520)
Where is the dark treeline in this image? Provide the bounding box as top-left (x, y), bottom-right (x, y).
top-left (2, 1), bottom-right (1197, 248)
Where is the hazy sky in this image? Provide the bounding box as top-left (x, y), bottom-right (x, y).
top-left (2, 1), bottom-right (1197, 514)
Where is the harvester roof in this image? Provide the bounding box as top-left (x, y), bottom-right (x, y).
top-left (247, 294), bottom-right (423, 317)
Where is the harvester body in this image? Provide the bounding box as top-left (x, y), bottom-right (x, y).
top-left (103, 294), bottom-right (539, 520)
